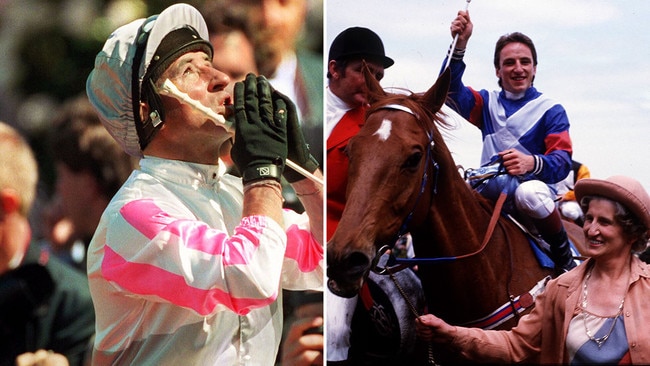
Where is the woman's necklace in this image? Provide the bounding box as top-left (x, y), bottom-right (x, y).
top-left (581, 267), bottom-right (627, 348)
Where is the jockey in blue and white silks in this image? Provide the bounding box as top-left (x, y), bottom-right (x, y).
top-left (440, 29), bottom-right (576, 274)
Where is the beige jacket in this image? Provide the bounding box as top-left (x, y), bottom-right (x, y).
top-left (448, 256), bottom-right (650, 364)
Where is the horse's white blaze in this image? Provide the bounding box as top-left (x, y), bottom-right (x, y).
top-left (374, 118), bottom-right (392, 141)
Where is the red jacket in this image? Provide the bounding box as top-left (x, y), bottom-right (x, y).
top-left (326, 106), bottom-right (366, 240)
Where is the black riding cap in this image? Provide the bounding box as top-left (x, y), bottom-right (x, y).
top-left (328, 27), bottom-right (394, 68)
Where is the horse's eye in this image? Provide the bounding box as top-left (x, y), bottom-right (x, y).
top-left (403, 152), bottom-right (422, 170)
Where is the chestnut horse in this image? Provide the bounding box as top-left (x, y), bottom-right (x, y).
top-left (327, 68), bottom-right (584, 362)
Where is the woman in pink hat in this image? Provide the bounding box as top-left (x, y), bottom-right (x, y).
top-left (416, 175), bottom-right (650, 364)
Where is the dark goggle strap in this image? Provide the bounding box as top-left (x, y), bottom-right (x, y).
top-left (131, 15), bottom-right (164, 153)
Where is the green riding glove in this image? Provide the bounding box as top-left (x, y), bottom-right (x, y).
top-left (231, 73), bottom-right (287, 184)
top-left (271, 89), bottom-right (319, 183)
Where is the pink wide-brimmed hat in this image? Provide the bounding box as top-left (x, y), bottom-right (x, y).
top-left (575, 175), bottom-right (650, 233)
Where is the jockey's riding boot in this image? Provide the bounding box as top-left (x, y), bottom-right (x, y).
top-left (544, 228), bottom-right (577, 276)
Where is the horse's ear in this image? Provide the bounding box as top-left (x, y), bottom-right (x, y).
top-left (362, 60), bottom-right (386, 104)
top-left (422, 68), bottom-right (451, 113)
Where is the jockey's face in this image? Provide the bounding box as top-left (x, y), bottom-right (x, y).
top-left (329, 58), bottom-right (384, 108)
top-left (496, 42), bottom-right (536, 95)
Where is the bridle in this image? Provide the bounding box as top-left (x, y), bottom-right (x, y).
top-left (390, 110), bottom-right (440, 241)
top-left (367, 103), bottom-right (439, 273)
top-left (369, 104), bottom-right (507, 275)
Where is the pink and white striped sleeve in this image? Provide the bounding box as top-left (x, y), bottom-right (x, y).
top-left (281, 209), bottom-right (324, 291)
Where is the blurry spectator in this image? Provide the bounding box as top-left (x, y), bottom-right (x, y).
top-left (256, 0), bottom-right (323, 167)
top-left (201, 0), bottom-right (259, 90)
top-left (43, 95), bottom-right (137, 271)
top-left (0, 121), bottom-right (94, 366)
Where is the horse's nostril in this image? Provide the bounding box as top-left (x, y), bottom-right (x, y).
top-left (327, 251), bottom-right (370, 283)
top-left (346, 252), bottom-right (371, 276)
top-left (326, 251), bottom-right (371, 298)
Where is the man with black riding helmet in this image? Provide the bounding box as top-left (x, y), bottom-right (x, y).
top-left (325, 26), bottom-right (394, 364)
top-left (85, 3), bottom-right (323, 364)
top-left (326, 26), bottom-right (394, 240)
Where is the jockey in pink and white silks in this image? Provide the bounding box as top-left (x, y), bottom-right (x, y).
top-left (87, 158), bottom-right (323, 365)
top-left (84, 4), bottom-right (324, 364)
top-left (440, 27), bottom-right (576, 274)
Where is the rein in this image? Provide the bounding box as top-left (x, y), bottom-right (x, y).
top-left (394, 189), bottom-right (508, 265)
top-left (372, 189), bottom-right (507, 275)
